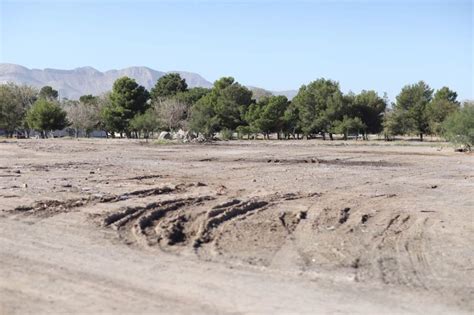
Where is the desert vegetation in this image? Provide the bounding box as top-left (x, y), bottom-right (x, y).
top-left (0, 75), bottom-right (472, 149)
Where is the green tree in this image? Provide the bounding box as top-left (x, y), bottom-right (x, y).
top-left (129, 108), bottom-right (159, 139)
top-left (432, 86), bottom-right (458, 104)
top-left (292, 78), bottom-right (344, 139)
top-left (102, 77), bottom-right (150, 137)
top-left (0, 83), bottom-right (37, 137)
top-left (393, 81), bottom-right (433, 141)
top-left (39, 86), bottom-right (59, 101)
top-left (333, 116), bottom-right (366, 140)
top-left (442, 102), bottom-right (474, 150)
top-left (348, 90), bottom-right (387, 138)
top-left (383, 108), bottom-right (414, 140)
top-left (426, 87), bottom-right (460, 135)
top-left (150, 73), bottom-right (188, 101)
top-left (236, 125), bottom-right (253, 139)
top-left (245, 95), bottom-right (289, 139)
top-left (26, 99), bottom-right (68, 138)
top-left (215, 78), bottom-right (253, 130)
top-left (189, 97), bottom-right (220, 137)
top-left (189, 77), bottom-right (253, 137)
top-left (174, 87), bottom-right (211, 106)
top-left (281, 101), bottom-right (301, 139)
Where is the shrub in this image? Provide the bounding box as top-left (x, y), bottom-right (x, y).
top-left (442, 103), bottom-right (474, 150)
top-left (219, 128), bottom-right (234, 140)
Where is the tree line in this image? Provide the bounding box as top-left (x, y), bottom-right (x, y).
top-left (0, 74), bottom-right (472, 148)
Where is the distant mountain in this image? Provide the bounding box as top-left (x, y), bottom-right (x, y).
top-left (248, 86), bottom-right (273, 101)
top-left (0, 63), bottom-right (213, 100)
top-left (272, 89), bottom-right (298, 100)
top-left (0, 63), bottom-right (297, 100)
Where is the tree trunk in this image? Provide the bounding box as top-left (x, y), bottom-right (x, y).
top-left (329, 133), bottom-right (334, 141)
top-left (420, 133), bottom-right (423, 141)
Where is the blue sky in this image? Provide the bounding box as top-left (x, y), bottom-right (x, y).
top-left (1, 0), bottom-right (472, 101)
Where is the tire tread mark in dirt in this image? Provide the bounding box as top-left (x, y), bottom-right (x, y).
top-left (99, 186), bottom-right (175, 203)
top-left (194, 199), bottom-right (268, 248)
top-left (364, 213), bottom-right (435, 288)
top-left (10, 186), bottom-right (177, 218)
top-left (123, 196), bottom-right (214, 247)
top-left (11, 198), bottom-right (87, 217)
top-left (102, 198), bottom-right (184, 228)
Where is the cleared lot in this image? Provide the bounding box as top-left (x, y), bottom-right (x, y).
top-left (0, 139), bottom-right (472, 314)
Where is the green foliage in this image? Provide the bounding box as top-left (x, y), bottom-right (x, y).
top-left (79, 94), bottom-right (98, 105)
top-left (173, 87), bottom-right (211, 106)
top-left (282, 101), bottom-right (301, 137)
top-left (245, 95), bottom-right (289, 138)
top-left (189, 77), bottom-right (253, 137)
top-left (26, 99), bottom-right (68, 137)
top-left (382, 108), bottom-right (417, 139)
top-left (442, 103), bottom-right (474, 149)
top-left (426, 87), bottom-right (460, 135)
top-left (393, 81), bottom-right (433, 140)
top-left (0, 83), bottom-right (38, 136)
top-left (292, 78), bottom-right (344, 136)
top-left (110, 77), bottom-right (150, 114)
top-left (150, 73), bottom-right (188, 100)
top-left (39, 86), bottom-right (59, 101)
top-left (2, 78), bottom-right (463, 143)
top-left (102, 77), bottom-right (150, 135)
top-left (149, 87), bottom-right (208, 126)
top-left (333, 116), bottom-right (366, 140)
top-left (189, 95), bottom-right (220, 137)
top-left (214, 77), bottom-right (235, 90)
top-left (129, 108), bottom-right (159, 138)
top-left (432, 87), bottom-right (459, 104)
top-left (236, 125), bottom-right (253, 139)
top-left (348, 90), bottom-right (387, 134)
top-left (219, 128), bottom-right (234, 140)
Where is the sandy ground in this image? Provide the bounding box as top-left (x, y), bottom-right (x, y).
top-left (0, 138), bottom-right (473, 314)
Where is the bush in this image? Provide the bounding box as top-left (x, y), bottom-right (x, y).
top-left (219, 128), bottom-right (234, 140)
top-left (442, 103), bottom-right (474, 150)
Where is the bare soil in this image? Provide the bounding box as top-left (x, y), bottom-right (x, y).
top-left (0, 139), bottom-right (473, 314)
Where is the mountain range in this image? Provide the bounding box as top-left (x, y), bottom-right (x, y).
top-left (0, 63), bottom-right (297, 100)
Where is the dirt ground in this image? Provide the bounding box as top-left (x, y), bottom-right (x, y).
top-left (0, 138), bottom-right (472, 314)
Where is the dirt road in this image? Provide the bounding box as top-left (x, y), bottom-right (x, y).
top-left (0, 139), bottom-right (472, 314)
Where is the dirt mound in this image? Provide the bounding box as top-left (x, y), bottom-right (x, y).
top-left (97, 186), bottom-right (318, 260)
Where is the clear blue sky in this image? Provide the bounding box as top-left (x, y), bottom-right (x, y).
top-left (1, 0), bottom-right (473, 101)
